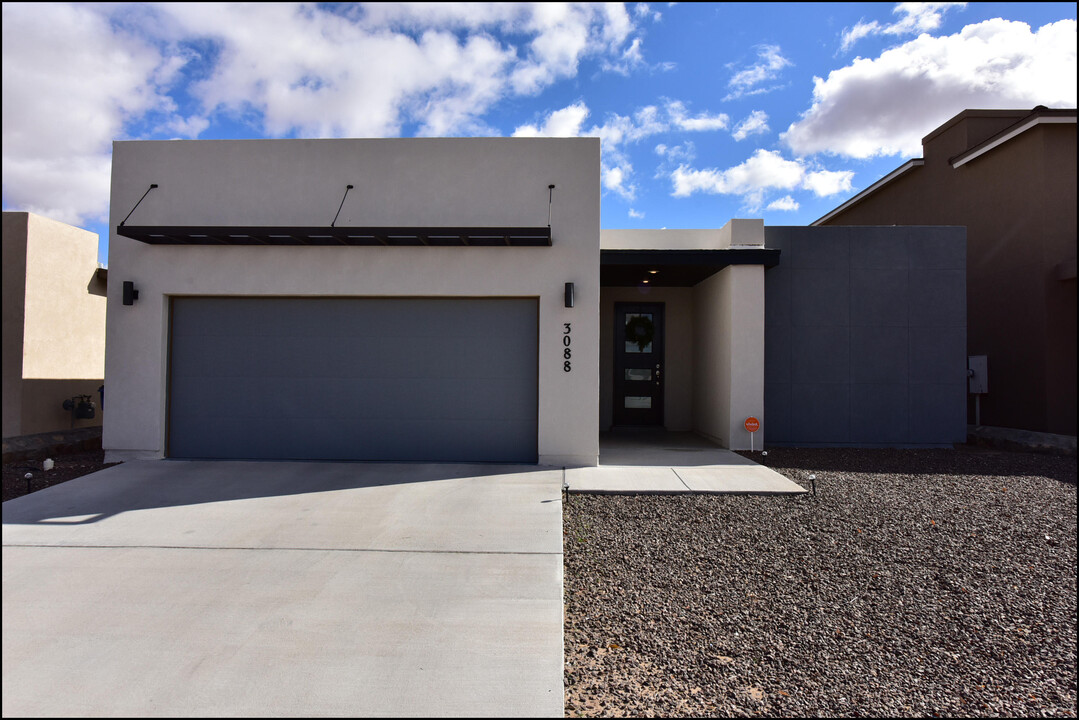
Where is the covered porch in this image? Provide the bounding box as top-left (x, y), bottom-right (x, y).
top-left (598, 220), bottom-right (778, 451)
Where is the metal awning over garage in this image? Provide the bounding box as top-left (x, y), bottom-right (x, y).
top-left (601, 248), bottom-right (780, 286)
top-left (117, 225), bottom-right (552, 246)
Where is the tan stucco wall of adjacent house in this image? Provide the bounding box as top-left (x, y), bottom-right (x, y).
top-left (2, 212), bottom-right (106, 437)
top-left (106, 137), bottom-right (600, 465)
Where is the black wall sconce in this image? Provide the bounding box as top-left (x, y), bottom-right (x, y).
top-left (564, 282), bottom-right (574, 308)
top-left (123, 281), bottom-right (139, 305)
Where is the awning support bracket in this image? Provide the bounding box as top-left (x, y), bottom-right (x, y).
top-left (119, 184), bottom-right (158, 227)
top-left (331, 184), bottom-right (354, 227)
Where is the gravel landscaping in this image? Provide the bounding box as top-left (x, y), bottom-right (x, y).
top-left (2, 449), bottom-right (117, 503)
top-left (563, 446), bottom-right (1077, 718)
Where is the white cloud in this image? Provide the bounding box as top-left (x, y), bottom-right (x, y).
top-left (1, 3), bottom-right (186, 225)
top-left (841, 3), bottom-right (968, 52)
top-left (840, 21), bottom-right (883, 52)
top-left (731, 110), bottom-right (770, 141)
top-left (803, 169), bottom-right (855, 197)
top-left (654, 141), bottom-right (694, 161)
top-left (669, 149), bottom-right (854, 211)
top-left (726, 45), bottom-right (791, 100)
top-left (513, 102), bottom-right (591, 137)
top-left (653, 141), bottom-right (695, 179)
top-left (672, 150), bottom-right (803, 198)
top-left (766, 195), bottom-right (800, 211)
top-left (666, 100), bottom-right (729, 131)
top-left (603, 36), bottom-right (646, 75)
top-left (628, 208), bottom-right (645, 219)
top-left (162, 3), bottom-right (522, 138)
top-left (603, 164), bottom-right (636, 200)
top-left (785, 18), bottom-right (1078, 159)
top-left (518, 99), bottom-right (729, 202)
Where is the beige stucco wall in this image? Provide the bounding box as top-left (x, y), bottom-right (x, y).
top-left (2, 212), bottom-right (106, 438)
top-left (692, 270), bottom-right (733, 444)
top-left (106, 137), bottom-right (600, 465)
top-left (600, 287), bottom-right (693, 431)
top-left (602, 220), bottom-right (764, 251)
top-left (726, 265), bottom-right (765, 449)
top-left (691, 265), bottom-right (765, 449)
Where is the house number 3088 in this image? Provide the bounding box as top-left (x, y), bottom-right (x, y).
top-left (563, 323), bottom-right (572, 372)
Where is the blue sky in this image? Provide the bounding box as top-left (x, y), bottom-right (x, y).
top-left (2, 2), bottom-right (1076, 265)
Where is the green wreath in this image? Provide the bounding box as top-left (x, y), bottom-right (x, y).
top-left (625, 315), bottom-right (655, 352)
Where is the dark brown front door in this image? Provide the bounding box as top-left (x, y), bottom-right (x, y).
top-left (613, 302), bottom-right (664, 426)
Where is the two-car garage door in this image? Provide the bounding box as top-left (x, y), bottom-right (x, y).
top-left (168, 297), bottom-right (538, 462)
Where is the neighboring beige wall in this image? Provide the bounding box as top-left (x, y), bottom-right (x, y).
top-left (2, 212), bottom-right (105, 438)
top-left (600, 287), bottom-right (693, 431)
top-left (106, 137), bottom-right (600, 465)
top-left (22, 213), bottom-right (107, 379)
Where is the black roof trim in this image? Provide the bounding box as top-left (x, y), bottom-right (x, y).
top-left (116, 225), bottom-right (552, 247)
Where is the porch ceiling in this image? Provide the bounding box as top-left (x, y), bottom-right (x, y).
top-left (600, 248), bottom-right (780, 287)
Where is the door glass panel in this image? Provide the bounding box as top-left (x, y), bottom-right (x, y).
top-left (625, 368), bottom-right (652, 381)
top-left (624, 313), bottom-right (654, 353)
top-left (624, 396), bottom-right (652, 409)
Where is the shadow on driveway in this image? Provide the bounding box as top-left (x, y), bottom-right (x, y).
top-left (2, 459), bottom-right (555, 527)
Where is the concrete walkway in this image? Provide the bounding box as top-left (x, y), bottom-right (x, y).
top-left (565, 431), bottom-right (806, 495)
top-left (2, 460), bottom-right (564, 717)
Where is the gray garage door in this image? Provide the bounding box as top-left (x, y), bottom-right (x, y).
top-left (168, 297), bottom-right (538, 462)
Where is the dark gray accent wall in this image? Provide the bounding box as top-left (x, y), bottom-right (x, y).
top-left (764, 226), bottom-right (966, 446)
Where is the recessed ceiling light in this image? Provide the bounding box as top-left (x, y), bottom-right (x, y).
top-left (649, 270), bottom-right (658, 274)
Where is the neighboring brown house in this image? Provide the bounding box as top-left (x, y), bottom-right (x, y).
top-left (814, 107), bottom-right (1077, 436)
top-left (2, 212), bottom-right (107, 438)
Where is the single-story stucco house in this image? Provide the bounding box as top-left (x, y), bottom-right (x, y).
top-left (104, 138), bottom-right (966, 465)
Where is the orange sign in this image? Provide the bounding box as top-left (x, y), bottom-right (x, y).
top-left (744, 417), bottom-right (760, 433)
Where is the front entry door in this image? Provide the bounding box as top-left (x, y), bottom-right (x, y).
top-left (613, 302), bottom-right (665, 426)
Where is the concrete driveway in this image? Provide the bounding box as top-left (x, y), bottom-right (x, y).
top-left (2, 460), bottom-right (565, 717)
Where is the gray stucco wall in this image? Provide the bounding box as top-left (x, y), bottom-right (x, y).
top-left (764, 226), bottom-right (967, 446)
